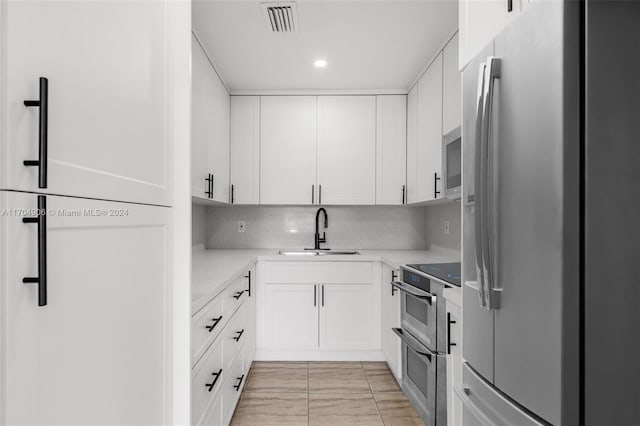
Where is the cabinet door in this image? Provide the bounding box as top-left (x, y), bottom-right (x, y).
top-left (192, 36), bottom-right (210, 199)
top-left (319, 284), bottom-right (377, 350)
top-left (406, 85), bottom-right (419, 204)
top-left (260, 96), bottom-right (317, 205)
top-left (317, 96), bottom-right (376, 205)
top-left (381, 265), bottom-right (402, 379)
top-left (230, 96), bottom-right (260, 204)
top-left (264, 283), bottom-right (319, 350)
top-left (242, 264), bottom-right (257, 371)
top-left (376, 96), bottom-right (407, 205)
top-left (1, 1), bottom-right (170, 205)
top-left (446, 300), bottom-right (463, 426)
top-left (443, 33), bottom-right (462, 135)
top-left (208, 71), bottom-right (230, 204)
top-left (1, 191), bottom-right (170, 425)
top-left (416, 52), bottom-right (444, 203)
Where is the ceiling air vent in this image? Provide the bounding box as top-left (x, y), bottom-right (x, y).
top-left (261, 2), bottom-right (298, 33)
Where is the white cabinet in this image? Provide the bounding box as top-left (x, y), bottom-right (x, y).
top-left (230, 96), bottom-right (260, 204)
top-left (444, 287), bottom-right (463, 426)
top-left (263, 283), bottom-right (319, 350)
top-left (319, 284), bottom-right (378, 350)
top-left (459, 0), bottom-right (521, 69)
top-left (381, 264), bottom-right (402, 380)
top-left (376, 95), bottom-right (407, 205)
top-left (408, 52), bottom-right (444, 204)
top-left (1, 0), bottom-right (171, 205)
top-left (406, 85), bottom-right (419, 204)
top-left (191, 35), bottom-right (230, 203)
top-left (317, 96), bottom-right (376, 205)
top-left (2, 192), bottom-right (170, 425)
top-left (242, 264), bottom-right (257, 371)
top-left (443, 33), bottom-right (462, 135)
top-left (260, 96), bottom-right (317, 205)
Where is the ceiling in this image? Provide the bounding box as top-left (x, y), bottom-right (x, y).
top-left (192, 1), bottom-right (458, 93)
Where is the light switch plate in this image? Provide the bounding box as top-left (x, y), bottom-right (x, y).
top-left (238, 221), bottom-right (246, 233)
top-left (443, 220), bottom-right (450, 235)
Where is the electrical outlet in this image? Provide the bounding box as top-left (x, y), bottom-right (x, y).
top-left (237, 221), bottom-right (246, 233)
top-left (443, 220), bottom-right (450, 235)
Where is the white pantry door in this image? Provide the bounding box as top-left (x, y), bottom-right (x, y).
top-left (1, 191), bottom-right (170, 425)
top-left (1, 1), bottom-right (171, 205)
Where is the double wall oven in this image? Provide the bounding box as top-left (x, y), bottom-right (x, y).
top-left (392, 264), bottom-right (459, 426)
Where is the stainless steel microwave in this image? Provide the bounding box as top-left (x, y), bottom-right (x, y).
top-left (442, 126), bottom-right (461, 200)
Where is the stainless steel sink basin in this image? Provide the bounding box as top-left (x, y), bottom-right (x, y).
top-left (278, 249), bottom-right (360, 256)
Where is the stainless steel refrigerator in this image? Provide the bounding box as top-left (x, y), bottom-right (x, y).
top-left (460, 1), bottom-right (640, 425)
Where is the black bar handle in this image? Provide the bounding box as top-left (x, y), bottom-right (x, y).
top-left (434, 172), bottom-right (441, 198)
top-left (391, 271), bottom-right (398, 296)
top-left (507, 0), bottom-right (513, 12)
top-left (210, 174), bottom-right (214, 198)
top-left (319, 185), bottom-right (322, 205)
top-left (244, 271), bottom-right (251, 296)
top-left (314, 284), bottom-right (317, 306)
top-left (205, 174), bottom-right (212, 198)
top-left (22, 195), bottom-right (47, 306)
top-left (321, 284), bottom-right (325, 307)
top-left (23, 77), bottom-right (48, 189)
top-left (234, 374), bottom-right (245, 391)
top-left (205, 316), bottom-right (223, 332)
top-left (231, 184), bottom-right (234, 204)
top-left (233, 329), bottom-right (245, 342)
top-left (233, 290), bottom-right (245, 300)
top-left (205, 369), bottom-right (222, 392)
top-left (402, 185), bottom-right (406, 205)
top-left (312, 184), bottom-right (315, 204)
top-left (447, 312), bottom-right (457, 354)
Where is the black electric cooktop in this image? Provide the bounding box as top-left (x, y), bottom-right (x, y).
top-left (406, 262), bottom-right (461, 287)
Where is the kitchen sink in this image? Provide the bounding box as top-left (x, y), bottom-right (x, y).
top-left (278, 249), bottom-right (360, 256)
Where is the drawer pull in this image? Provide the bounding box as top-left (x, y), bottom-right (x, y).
top-left (233, 290), bottom-right (245, 300)
top-left (234, 374), bottom-right (245, 391)
top-left (205, 316), bottom-right (223, 332)
top-left (233, 329), bottom-right (245, 342)
top-left (205, 369), bottom-right (223, 392)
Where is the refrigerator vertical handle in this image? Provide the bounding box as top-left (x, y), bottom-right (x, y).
top-left (474, 63), bottom-right (487, 308)
top-left (481, 57), bottom-right (501, 310)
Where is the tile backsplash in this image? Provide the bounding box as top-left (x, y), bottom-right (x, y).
top-left (203, 205), bottom-right (430, 250)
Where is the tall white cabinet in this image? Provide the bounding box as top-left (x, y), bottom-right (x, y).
top-left (230, 96), bottom-right (260, 204)
top-left (260, 96), bottom-right (317, 205)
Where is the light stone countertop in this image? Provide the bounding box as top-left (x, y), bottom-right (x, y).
top-left (192, 247), bottom-right (461, 314)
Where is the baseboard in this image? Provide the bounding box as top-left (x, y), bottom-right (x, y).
top-left (254, 350), bottom-right (385, 361)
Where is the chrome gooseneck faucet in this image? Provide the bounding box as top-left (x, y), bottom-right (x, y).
top-left (314, 208), bottom-right (328, 250)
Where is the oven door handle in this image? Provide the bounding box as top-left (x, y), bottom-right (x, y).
top-left (391, 281), bottom-right (435, 304)
top-left (393, 328), bottom-right (443, 364)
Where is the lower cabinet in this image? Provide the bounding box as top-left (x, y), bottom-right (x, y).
top-left (444, 287), bottom-right (463, 426)
top-left (263, 283), bottom-right (319, 350)
top-left (381, 264), bottom-right (402, 380)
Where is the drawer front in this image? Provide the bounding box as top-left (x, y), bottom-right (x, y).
top-left (192, 295), bottom-right (225, 365)
top-left (223, 301), bottom-right (248, 370)
top-left (192, 341), bottom-right (224, 425)
top-left (224, 275), bottom-right (248, 318)
top-left (265, 261), bottom-right (373, 284)
top-left (199, 392), bottom-right (222, 426)
top-left (222, 351), bottom-right (246, 426)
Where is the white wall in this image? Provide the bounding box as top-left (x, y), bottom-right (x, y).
top-left (204, 206), bottom-right (430, 250)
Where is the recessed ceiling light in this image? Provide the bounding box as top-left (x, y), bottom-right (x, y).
top-left (314, 59), bottom-right (327, 68)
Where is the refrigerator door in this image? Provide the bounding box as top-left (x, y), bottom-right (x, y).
top-left (462, 41), bottom-right (495, 383)
top-left (491, 3), bottom-right (567, 425)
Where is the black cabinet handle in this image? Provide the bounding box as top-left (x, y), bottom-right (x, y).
top-left (319, 185), bottom-right (322, 205)
top-left (233, 290), bottom-right (245, 300)
top-left (233, 329), bottom-right (245, 342)
top-left (321, 284), bottom-right (325, 307)
top-left (205, 316), bottom-right (223, 332)
top-left (312, 184), bottom-right (315, 204)
top-left (231, 184), bottom-right (234, 204)
top-left (244, 271), bottom-right (251, 297)
top-left (205, 174), bottom-right (213, 198)
top-left (22, 195), bottom-right (47, 306)
top-left (205, 369), bottom-right (222, 392)
top-left (391, 271), bottom-right (398, 296)
top-left (447, 312), bottom-right (457, 354)
top-left (314, 284), bottom-right (317, 306)
top-left (507, 0), bottom-right (513, 12)
top-left (434, 172), bottom-right (441, 198)
top-left (402, 185), bottom-right (406, 204)
top-left (23, 77), bottom-right (48, 189)
top-left (234, 374), bottom-right (245, 391)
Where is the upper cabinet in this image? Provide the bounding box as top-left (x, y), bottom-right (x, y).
top-left (459, 0), bottom-right (521, 69)
top-left (317, 96), bottom-right (376, 205)
top-left (408, 52), bottom-right (444, 204)
top-left (376, 95), bottom-right (407, 205)
top-left (260, 96), bottom-right (317, 205)
top-left (230, 96), bottom-right (260, 205)
top-left (443, 33), bottom-right (462, 135)
top-left (191, 35), bottom-right (230, 203)
top-left (1, 0), bottom-right (171, 205)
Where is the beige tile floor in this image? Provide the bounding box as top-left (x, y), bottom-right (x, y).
top-left (231, 361), bottom-right (425, 426)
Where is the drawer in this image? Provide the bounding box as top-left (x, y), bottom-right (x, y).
top-left (224, 275), bottom-right (248, 318)
top-left (223, 301), bottom-right (248, 369)
top-left (222, 351), bottom-right (246, 426)
top-left (199, 392), bottom-right (222, 426)
top-left (192, 295), bottom-right (224, 365)
top-left (265, 261), bottom-right (373, 284)
top-left (192, 340), bottom-right (224, 425)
